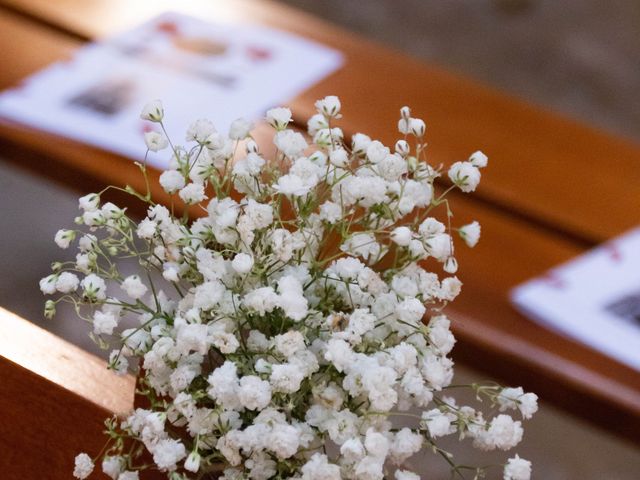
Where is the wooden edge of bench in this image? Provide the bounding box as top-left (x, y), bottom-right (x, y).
top-left (0, 306), bottom-right (135, 414)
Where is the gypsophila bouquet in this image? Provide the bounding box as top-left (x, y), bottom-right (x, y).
top-left (41, 96), bottom-right (537, 480)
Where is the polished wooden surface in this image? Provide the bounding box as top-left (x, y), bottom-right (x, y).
top-left (0, 0), bottom-right (639, 446)
top-left (0, 307), bottom-right (135, 479)
top-left (2, 0), bottom-right (639, 244)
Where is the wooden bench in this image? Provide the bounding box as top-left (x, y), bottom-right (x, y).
top-left (0, 306), bottom-right (135, 478)
top-left (0, 0), bottom-right (639, 447)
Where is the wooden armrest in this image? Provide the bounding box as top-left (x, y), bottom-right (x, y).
top-left (0, 306), bottom-right (135, 477)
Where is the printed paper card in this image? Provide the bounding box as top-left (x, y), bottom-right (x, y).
top-left (511, 227), bottom-right (640, 371)
top-left (0, 12), bottom-right (343, 170)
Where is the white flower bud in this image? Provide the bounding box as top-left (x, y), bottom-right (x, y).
top-left (159, 170), bottom-right (186, 194)
top-left (56, 271), bottom-right (79, 293)
top-left (469, 150), bottom-right (488, 168)
top-left (351, 133), bottom-right (372, 155)
top-left (184, 452), bottom-right (201, 473)
top-left (39, 274), bottom-right (57, 295)
top-left (246, 139), bottom-right (259, 154)
top-left (400, 106), bottom-right (411, 120)
top-left (274, 130), bottom-right (308, 158)
top-left (44, 299), bottom-right (56, 319)
top-left (186, 118), bottom-right (216, 144)
top-left (307, 113), bottom-right (328, 136)
top-left (408, 118), bottom-right (426, 136)
top-left (121, 275), bottom-right (147, 300)
top-left (229, 117), bottom-right (253, 140)
top-left (78, 193), bottom-right (100, 212)
top-left (459, 221), bottom-right (481, 247)
top-left (140, 99), bottom-right (164, 122)
top-left (266, 107), bottom-right (292, 130)
top-left (101, 456), bottom-right (124, 479)
top-left (443, 256), bottom-right (458, 274)
top-left (315, 95), bottom-right (341, 118)
top-left (448, 161), bottom-right (481, 193)
top-left (54, 229), bottom-right (76, 249)
top-left (144, 131), bottom-right (168, 152)
top-left (101, 202), bottom-right (124, 220)
top-left (329, 148), bottom-right (349, 167)
top-left (231, 253), bottom-right (254, 274)
top-left (179, 183), bottom-right (207, 205)
top-left (395, 140), bottom-right (410, 157)
top-left (504, 455), bottom-right (532, 480)
top-left (398, 118), bottom-right (410, 135)
top-left (390, 226), bottom-right (412, 246)
top-left (73, 453), bottom-right (94, 479)
top-left (81, 274), bottom-right (107, 301)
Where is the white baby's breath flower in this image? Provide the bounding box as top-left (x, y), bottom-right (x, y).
top-left (186, 119), bottom-right (216, 143)
top-left (315, 95), bottom-right (341, 118)
top-left (73, 453), bottom-right (94, 479)
top-left (274, 130), bottom-right (308, 158)
top-left (270, 363), bottom-right (304, 393)
top-left (275, 331), bottom-right (306, 358)
top-left (274, 174), bottom-right (314, 197)
top-left (231, 253), bottom-right (254, 274)
top-left (504, 455), bottom-right (532, 480)
top-left (229, 117), bottom-right (253, 140)
top-left (121, 275), bottom-right (147, 300)
top-left (239, 375), bottom-right (272, 410)
top-left (184, 452), bottom-right (201, 473)
top-left (408, 118), bottom-right (426, 136)
top-left (329, 148), bottom-right (349, 167)
top-left (81, 274), bottom-right (107, 301)
top-left (152, 438), bottom-right (187, 471)
top-left (395, 470), bottom-right (420, 480)
top-left (144, 131), bottom-right (168, 152)
top-left (391, 226), bottom-right (412, 246)
top-left (319, 201), bottom-right (342, 224)
top-left (93, 310), bottom-right (118, 335)
top-left (351, 132), bottom-right (371, 155)
top-left (39, 274), bottom-right (57, 295)
top-left (78, 193), bottom-right (100, 212)
top-left (307, 113), bottom-right (328, 136)
top-left (459, 221), bottom-right (481, 247)
top-left (422, 409), bottom-right (455, 438)
top-left (425, 233), bottom-right (453, 262)
top-left (395, 140), bottom-right (410, 157)
top-left (140, 99), bottom-right (163, 122)
top-left (159, 170), bottom-right (185, 194)
top-left (54, 229), bottom-right (75, 249)
top-left (266, 107), bottom-right (292, 130)
top-left (443, 256), bottom-right (458, 274)
top-left (448, 161), bottom-right (481, 192)
top-left (469, 150), bottom-right (489, 168)
top-left (44, 97), bottom-right (532, 479)
top-left (102, 456), bottom-right (124, 479)
top-left (179, 183), bottom-right (207, 205)
top-left (56, 271), bottom-right (79, 293)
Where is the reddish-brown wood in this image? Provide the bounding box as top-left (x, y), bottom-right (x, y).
top-left (1, 0), bottom-right (639, 244)
top-left (0, 0), bottom-right (639, 445)
top-left (0, 307), bottom-right (135, 479)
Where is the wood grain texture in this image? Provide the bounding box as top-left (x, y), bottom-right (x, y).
top-left (0, 0), bottom-right (638, 442)
top-left (1, 0), bottom-right (639, 244)
top-left (0, 307), bottom-right (135, 479)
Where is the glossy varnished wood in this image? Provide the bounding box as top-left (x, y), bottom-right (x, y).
top-left (0, 307), bottom-right (135, 479)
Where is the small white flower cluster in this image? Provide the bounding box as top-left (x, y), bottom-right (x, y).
top-left (45, 97), bottom-right (535, 480)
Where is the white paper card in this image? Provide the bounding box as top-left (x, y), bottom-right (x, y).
top-left (0, 12), bottom-right (343, 170)
top-left (511, 227), bottom-right (640, 371)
